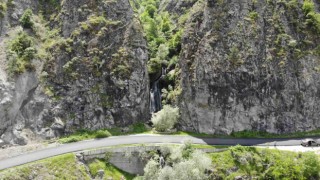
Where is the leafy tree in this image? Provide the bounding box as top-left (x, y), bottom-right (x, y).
top-left (142, 143), bottom-right (212, 180)
top-left (151, 105), bottom-right (179, 132)
top-left (143, 159), bottom-right (160, 180)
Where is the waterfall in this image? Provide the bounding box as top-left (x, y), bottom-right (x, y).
top-left (150, 80), bottom-right (161, 113)
top-left (150, 67), bottom-right (166, 113)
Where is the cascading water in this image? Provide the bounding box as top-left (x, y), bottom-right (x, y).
top-left (150, 68), bottom-right (166, 113)
top-left (150, 80), bottom-right (161, 113)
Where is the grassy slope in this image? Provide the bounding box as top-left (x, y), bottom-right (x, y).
top-left (0, 154), bottom-right (90, 180)
top-left (210, 146), bottom-right (320, 179)
top-left (0, 154), bottom-right (135, 180)
top-left (1, 145), bottom-right (320, 179)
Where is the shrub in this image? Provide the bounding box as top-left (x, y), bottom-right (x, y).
top-left (151, 105), bottom-right (179, 132)
top-left (110, 48), bottom-right (132, 79)
top-left (147, 57), bottom-right (162, 74)
top-left (248, 11), bottom-right (259, 21)
top-left (9, 32), bottom-right (33, 56)
top-left (95, 130), bottom-right (111, 139)
top-left (302, 0), bottom-right (320, 34)
top-left (302, 152), bottom-right (320, 178)
top-left (20, 9), bottom-right (34, 28)
top-left (0, 2), bottom-right (7, 18)
top-left (88, 15), bottom-right (107, 27)
top-left (302, 0), bottom-right (314, 15)
top-left (88, 159), bottom-right (106, 177)
top-left (7, 32), bottom-right (36, 75)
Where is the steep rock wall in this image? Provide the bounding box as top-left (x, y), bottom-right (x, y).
top-left (179, 0), bottom-right (320, 134)
top-left (0, 0), bottom-right (149, 145)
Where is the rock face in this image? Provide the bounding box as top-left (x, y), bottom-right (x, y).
top-left (1, 0), bottom-right (320, 145)
top-left (0, 0), bottom-right (149, 145)
top-left (179, 0), bottom-right (320, 134)
top-left (43, 0), bottom-right (150, 133)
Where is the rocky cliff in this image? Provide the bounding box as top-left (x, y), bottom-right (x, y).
top-left (0, 0), bottom-right (320, 145)
top-left (0, 0), bottom-right (149, 145)
top-left (178, 0), bottom-right (320, 134)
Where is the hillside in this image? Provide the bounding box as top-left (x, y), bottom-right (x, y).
top-left (0, 0), bottom-right (320, 146)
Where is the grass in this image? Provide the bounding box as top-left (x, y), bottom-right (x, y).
top-left (0, 153), bottom-right (135, 179)
top-left (172, 129), bottom-right (320, 139)
top-left (190, 144), bottom-right (229, 149)
top-left (0, 154), bottom-right (90, 179)
top-left (210, 146), bottom-right (320, 179)
top-left (59, 122), bottom-right (320, 144)
top-left (107, 123), bottom-right (151, 136)
top-left (88, 159), bottom-right (135, 180)
top-left (59, 123), bottom-right (150, 143)
top-left (229, 129), bottom-right (320, 138)
top-left (59, 129), bottom-right (112, 143)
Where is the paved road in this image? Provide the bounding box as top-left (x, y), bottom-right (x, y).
top-left (0, 135), bottom-right (313, 170)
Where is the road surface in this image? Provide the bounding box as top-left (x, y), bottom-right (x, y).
top-left (0, 135), bottom-right (316, 170)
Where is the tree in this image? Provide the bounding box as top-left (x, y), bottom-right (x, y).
top-left (142, 142), bottom-right (212, 180)
top-left (151, 105), bottom-right (179, 132)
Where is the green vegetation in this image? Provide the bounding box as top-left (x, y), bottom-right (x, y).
top-left (210, 145), bottom-right (320, 179)
top-left (230, 129), bottom-right (320, 138)
top-left (0, 1), bottom-right (7, 18)
top-left (174, 128), bottom-right (320, 139)
top-left (20, 9), bottom-right (34, 29)
top-left (131, 0), bottom-right (187, 105)
top-left (151, 105), bottom-right (180, 132)
top-left (38, 0), bottom-right (60, 16)
top-left (59, 129), bottom-right (111, 143)
top-left (0, 154), bottom-right (90, 179)
top-left (302, 0), bottom-right (320, 34)
top-left (190, 144), bottom-right (229, 149)
top-left (110, 47), bottom-right (132, 79)
top-left (0, 153), bottom-right (135, 179)
top-left (134, 0), bottom-right (183, 74)
top-left (139, 141), bottom-right (212, 180)
top-left (88, 159), bottom-right (135, 180)
top-left (228, 46), bottom-right (243, 67)
top-left (59, 123), bottom-right (150, 143)
top-left (77, 14), bottom-right (120, 36)
top-left (139, 144), bottom-right (320, 180)
top-left (7, 31), bottom-right (36, 75)
top-left (59, 124), bottom-right (320, 144)
top-left (248, 11), bottom-right (259, 21)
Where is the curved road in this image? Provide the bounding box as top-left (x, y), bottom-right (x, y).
top-left (0, 135), bottom-right (311, 170)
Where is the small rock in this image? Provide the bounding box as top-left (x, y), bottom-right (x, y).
top-left (0, 139), bottom-right (5, 146)
top-left (75, 153), bottom-right (84, 161)
top-left (51, 117), bottom-right (65, 130)
top-left (11, 13), bottom-right (19, 20)
top-left (234, 176), bottom-right (243, 180)
top-left (97, 169), bottom-right (105, 179)
top-left (121, 127), bottom-right (130, 133)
